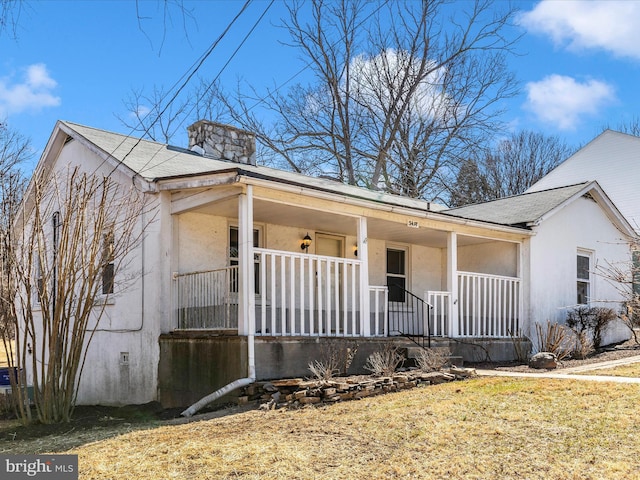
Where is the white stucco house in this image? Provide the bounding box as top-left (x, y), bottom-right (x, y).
top-left (18, 120), bottom-right (636, 407)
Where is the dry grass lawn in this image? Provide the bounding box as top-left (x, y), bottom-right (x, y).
top-left (574, 363), bottom-right (640, 378)
top-left (70, 377), bottom-right (640, 480)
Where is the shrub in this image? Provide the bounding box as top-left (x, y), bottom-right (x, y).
top-left (534, 321), bottom-right (572, 361)
top-left (414, 348), bottom-right (450, 372)
top-left (308, 339), bottom-right (359, 380)
top-left (508, 329), bottom-right (531, 363)
top-left (566, 306), bottom-right (617, 350)
top-left (570, 330), bottom-right (594, 360)
top-left (308, 359), bottom-right (337, 381)
top-left (364, 345), bottom-right (404, 376)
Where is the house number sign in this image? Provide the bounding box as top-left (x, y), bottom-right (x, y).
top-left (407, 220), bottom-right (419, 228)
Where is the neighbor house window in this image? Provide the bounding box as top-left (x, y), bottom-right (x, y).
top-left (577, 251), bottom-right (591, 305)
top-left (387, 247), bottom-right (407, 302)
top-left (229, 226), bottom-right (261, 294)
top-left (102, 230), bottom-right (115, 295)
top-left (633, 249), bottom-right (640, 297)
top-left (34, 253), bottom-right (44, 304)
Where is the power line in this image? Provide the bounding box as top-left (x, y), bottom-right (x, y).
top-left (91, 0), bottom-right (254, 180)
top-left (130, 0), bottom-right (275, 178)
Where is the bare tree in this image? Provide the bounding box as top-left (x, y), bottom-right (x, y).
top-left (449, 130), bottom-right (575, 206)
top-left (603, 117), bottom-right (640, 137)
top-left (209, 0), bottom-right (519, 200)
top-left (0, 0), bottom-right (24, 39)
top-left (4, 167), bottom-right (148, 424)
top-left (117, 86), bottom-right (195, 143)
top-left (596, 243), bottom-right (640, 346)
top-left (0, 123), bottom-right (30, 418)
top-left (482, 130), bottom-right (575, 198)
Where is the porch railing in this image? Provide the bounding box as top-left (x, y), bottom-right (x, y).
top-left (427, 272), bottom-right (520, 338)
top-left (172, 262), bottom-right (520, 339)
top-left (458, 271), bottom-right (520, 337)
top-left (427, 291), bottom-right (452, 337)
top-left (255, 248), bottom-right (386, 337)
top-left (388, 284), bottom-right (431, 348)
top-left (173, 266), bottom-right (239, 329)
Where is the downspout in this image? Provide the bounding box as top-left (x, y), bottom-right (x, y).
top-left (180, 335), bottom-right (255, 417)
top-left (181, 185), bottom-right (256, 417)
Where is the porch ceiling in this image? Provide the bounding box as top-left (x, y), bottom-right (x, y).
top-left (188, 197), bottom-right (498, 248)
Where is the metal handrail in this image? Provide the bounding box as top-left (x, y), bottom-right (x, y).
top-left (387, 283), bottom-right (431, 348)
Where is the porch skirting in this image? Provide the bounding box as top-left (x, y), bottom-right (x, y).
top-left (158, 332), bottom-right (529, 408)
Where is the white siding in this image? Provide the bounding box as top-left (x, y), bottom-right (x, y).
top-left (529, 130), bottom-right (640, 232)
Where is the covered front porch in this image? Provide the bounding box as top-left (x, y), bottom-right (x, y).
top-left (167, 180), bottom-right (527, 345)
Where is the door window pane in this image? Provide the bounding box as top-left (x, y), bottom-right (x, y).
top-left (387, 248), bottom-right (406, 302)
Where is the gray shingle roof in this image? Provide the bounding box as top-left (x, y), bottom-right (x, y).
top-left (442, 183), bottom-right (590, 226)
top-left (61, 121), bottom-right (449, 213)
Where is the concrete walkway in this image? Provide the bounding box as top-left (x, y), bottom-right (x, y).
top-left (475, 354), bottom-right (640, 384)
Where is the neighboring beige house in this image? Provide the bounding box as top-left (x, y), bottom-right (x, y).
top-left (19, 120), bottom-right (635, 407)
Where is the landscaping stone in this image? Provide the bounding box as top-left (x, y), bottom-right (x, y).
top-left (238, 368), bottom-right (478, 410)
top-left (529, 352), bottom-right (558, 369)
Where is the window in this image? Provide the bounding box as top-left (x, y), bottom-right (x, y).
top-left (34, 253), bottom-right (44, 304)
top-left (102, 230), bottom-right (115, 295)
top-left (387, 247), bottom-right (407, 302)
top-left (52, 212), bottom-right (60, 296)
top-left (633, 249), bottom-right (640, 297)
top-left (577, 251), bottom-right (591, 305)
top-left (229, 226), bottom-right (261, 293)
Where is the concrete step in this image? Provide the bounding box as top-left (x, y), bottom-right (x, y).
top-left (404, 346), bottom-right (464, 367)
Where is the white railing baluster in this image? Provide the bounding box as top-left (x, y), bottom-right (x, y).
top-left (174, 249), bottom-right (396, 339)
top-left (454, 271), bottom-right (520, 338)
top-left (173, 266), bottom-right (240, 330)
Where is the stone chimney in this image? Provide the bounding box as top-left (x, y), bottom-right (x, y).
top-left (187, 120), bottom-right (256, 166)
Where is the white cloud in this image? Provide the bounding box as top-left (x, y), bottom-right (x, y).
top-left (520, 1), bottom-right (640, 59)
top-left (525, 75), bottom-right (615, 130)
top-left (347, 49), bottom-right (453, 122)
top-left (0, 63), bottom-right (61, 116)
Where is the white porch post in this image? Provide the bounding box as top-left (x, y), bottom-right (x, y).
top-left (238, 185), bottom-right (256, 336)
top-left (161, 191), bottom-right (176, 331)
top-left (447, 231), bottom-right (459, 337)
top-left (518, 240), bottom-right (528, 337)
top-left (357, 217), bottom-right (370, 336)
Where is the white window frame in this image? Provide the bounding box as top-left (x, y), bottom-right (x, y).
top-left (577, 249), bottom-right (593, 305)
top-left (229, 223), bottom-right (263, 296)
top-left (386, 244), bottom-right (410, 304)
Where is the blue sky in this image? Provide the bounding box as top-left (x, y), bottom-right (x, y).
top-left (2, 0), bottom-right (640, 172)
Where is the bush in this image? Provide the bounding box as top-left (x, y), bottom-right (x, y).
top-left (566, 306), bottom-right (617, 350)
top-left (570, 330), bottom-right (594, 360)
top-left (534, 321), bottom-right (573, 361)
top-left (308, 339), bottom-right (359, 380)
top-left (414, 348), bottom-right (450, 372)
top-left (364, 345), bottom-right (404, 376)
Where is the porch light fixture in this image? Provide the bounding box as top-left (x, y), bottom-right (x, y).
top-left (301, 233), bottom-right (312, 252)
